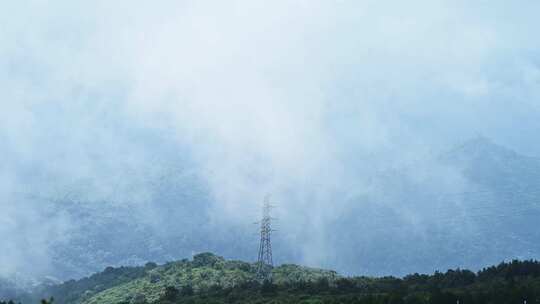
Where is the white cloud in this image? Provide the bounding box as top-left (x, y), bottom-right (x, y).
top-left (1, 0), bottom-right (540, 277)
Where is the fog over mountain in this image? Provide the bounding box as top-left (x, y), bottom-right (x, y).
top-left (1, 0), bottom-right (540, 283)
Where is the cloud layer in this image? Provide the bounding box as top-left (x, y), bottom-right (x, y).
top-left (1, 0), bottom-right (540, 278)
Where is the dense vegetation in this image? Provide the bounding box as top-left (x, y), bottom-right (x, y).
top-left (4, 254), bottom-right (540, 304)
top-left (37, 264), bottom-right (150, 304)
top-left (143, 260), bottom-right (540, 304)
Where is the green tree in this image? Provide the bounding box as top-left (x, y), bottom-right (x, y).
top-left (181, 285), bottom-right (195, 296)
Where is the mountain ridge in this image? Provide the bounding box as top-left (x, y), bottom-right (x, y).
top-left (5, 137), bottom-right (540, 284)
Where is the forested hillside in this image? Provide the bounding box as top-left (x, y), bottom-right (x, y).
top-left (4, 254), bottom-right (540, 304)
top-left (11, 138), bottom-right (540, 281)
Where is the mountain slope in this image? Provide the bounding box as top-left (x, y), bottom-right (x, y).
top-left (7, 137), bottom-right (540, 284)
top-left (327, 137), bottom-right (540, 276)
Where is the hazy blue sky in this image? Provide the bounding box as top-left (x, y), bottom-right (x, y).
top-left (1, 1), bottom-right (540, 278)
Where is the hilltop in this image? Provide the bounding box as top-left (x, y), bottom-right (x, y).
top-left (30, 253), bottom-right (338, 304)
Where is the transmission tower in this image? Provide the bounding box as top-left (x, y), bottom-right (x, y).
top-left (256, 195), bottom-right (274, 282)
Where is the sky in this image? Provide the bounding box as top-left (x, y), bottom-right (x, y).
top-left (1, 1), bottom-right (540, 279)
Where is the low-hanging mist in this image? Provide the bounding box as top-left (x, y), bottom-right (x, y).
top-left (1, 0), bottom-right (540, 281)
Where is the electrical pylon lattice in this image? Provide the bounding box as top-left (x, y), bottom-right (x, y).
top-left (256, 195), bottom-right (274, 281)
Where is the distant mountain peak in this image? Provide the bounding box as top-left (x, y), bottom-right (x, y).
top-left (439, 136), bottom-right (540, 193)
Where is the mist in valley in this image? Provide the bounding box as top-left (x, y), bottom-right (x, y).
top-left (1, 1), bottom-right (540, 286)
